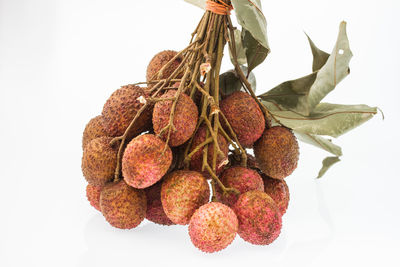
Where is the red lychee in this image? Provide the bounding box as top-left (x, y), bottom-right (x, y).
top-left (263, 175), bottom-right (290, 215)
top-left (216, 166), bottom-right (264, 207)
top-left (152, 90), bottom-right (198, 147)
top-left (146, 50), bottom-right (182, 81)
top-left (82, 115), bottom-right (108, 150)
top-left (220, 91), bottom-right (265, 148)
top-left (189, 202), bottom-right (238, 253)
top-left (86, 184), bottom-right (102, 211)
top-left (122, 134), bottom-right (172, 189)
top-left (254, 126), bottom-right (299, 179)
top-left (100, 180), bottom-right (147, 229)
top-left (161, 170), bottom-right (210, 225)
top-left (233, 190), bottom-right (282, 245)
top-left (144, 181), bottom-right (174, 226)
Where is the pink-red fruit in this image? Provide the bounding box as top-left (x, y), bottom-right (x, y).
top-left (233, 190), bottom-right (282, 245)
top-left (161, 170), bottom-right (210, 225)
top-left (263, 175), bottom-right (290, 215)
top-left (86, 184), bottom-right (102, 211)
top-left (189, 126), bottom-right (229, 177)
top-left (81, 137), bottom-right (118, 186)
top-left (146, 50), bottom-right (182, 81)
top-left (82, 115), bottom-right (108, 149)
top-left (254, 126), bottom-right (299, 179)
top-left (144, 181), bottom-right (174, 225)
top-left (189, 202), bottom-right (238, 253)
top-left (102, 85), bottom-right (151, 137)
top-left (152, 90), bottom-right (198, 147)
top-left (122, 134), bottom-right (172, 189)
top-left (220, 91), bottom-right (265, 147)
top-left (100, 180), bottom-right (147, 229)
top-left (216, 166), bottom-right (264, 207)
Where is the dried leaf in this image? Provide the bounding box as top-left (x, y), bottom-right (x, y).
top-left (295, 132), bottom-right (342, 156)
top-left (184, 0), bottom-right (206, 9)
top-left (306, 33), bottom-right (330, 72)
top-left (229, 29), bottom-right (247, 65)
top-left (260, 22), bottom-right (352, 115)
top-left (242, 28), bottom-right (269, 73)
top-left (317, 157), bottom-right (341, 178)
top-left (220, 66), bottom-right (256, 97)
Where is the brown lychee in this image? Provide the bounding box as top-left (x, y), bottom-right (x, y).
top-left (152, 90), bottom-right (198, 147)
top-left (262, 174), bottom-right (290, 215)
top-left (216, 166), bottom-right (264, 207)
top-left (146, 50), bottom-right (182, 81)
top-left (81, 137), bottom-right (118, 186)
top-left (233, 190), bottom-right (282, 245)
top-left (254, 126), bottom-right (299, 179)
top-left (144, 181), bottom-right (174, 226)
top-left (122, 134), bottom-right (172, 189)
top-left (220, 91), bottom-right (265, 148)
top-left (82, 115), bottom-right (108, 149)
top-left (86, 184), bottom-right (102, 211)
top-left (100, 180), bottom-right (147, 229)
top-left (161, 170), bottom-right (210, 225)
top-left (189, 126), bottom-right (229, 178)
top-left (102, 85), bottom-right (152, 137)
top-left (189, 202), bottom-right (238, 253)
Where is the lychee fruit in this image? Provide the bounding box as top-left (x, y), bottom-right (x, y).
top-left (144, 181), bottom-right (174, 226)
top-left (229, 153), bottom-right (259, 170)
top-left (189, 202), bottom-right (238, 253)
top-left (82, 115), bottom-right (108, 150)
top-left (102, 84), bottom-right (152, 137)
top-left (146, 50), bottom-right (182, 81)
top-left (122, 134), bottom-right (172, 189)
top-left (189, 126), bottom-right (229, 177)
top-left (216, 166), bottom-right (264, 207)
top-left (81, 137), bottom-right (118, 186)
top-left (262, 175), bottom-right (290, 215)
top-left (220, 91), bottom-right (265, 148)
top-left (152, 90), bottom-right (198, 147)
top-left (161, 170), bottom-right (210, 225)
top-left (254, 126), bottom-right (299, 179)
top-left (86, 184), bottom-right (102, 211)
top-left (100, 180), bottom-right (147, 229)
top-left (233, 190), bottom-right (282, 245)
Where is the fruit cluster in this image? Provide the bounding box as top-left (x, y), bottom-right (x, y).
top-left (82, 49), bottom-right (299, 253)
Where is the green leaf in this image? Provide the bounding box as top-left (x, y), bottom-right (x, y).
top-left (306, 33), bottom-right (330, 72)
top-left (265, 102), bottom-right (377, 138)
top-left (220, 66), bottom-right (256, 97)
top-left (295, 132), bottom-right (342, 156)
top-left (242, 28), bottom-right (269, 73)
top-left (317, 157), bottom-right (341, 178)
top-left (259, 22), bottom-right (352, 115)
top-left (230, 0), bottom-right (270, 60)
top-left (229, 29), bottom-right (247, 65)
top-left (183, 0), bottom-right (206, 9)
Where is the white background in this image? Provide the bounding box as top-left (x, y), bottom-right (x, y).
top-left (1, 0), bottom-right (399, 266)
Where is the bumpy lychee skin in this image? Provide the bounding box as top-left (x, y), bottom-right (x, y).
top-left (146, 50), bottom-right (182, 81)
top-left (216, 166), bottom-right (264, 207)
top-left (229, 153), bottom-right (259, 170)
top-left (153, 90), bottom-right (198, 147)
top-left (100, 180), bottom-right (147, 229)
top-left (189, 202), bottom-right (238, 253)
top-left (161, 170), bottom-right (210, 225)
top-left (144, 181), bottom-right (174, 226)
top-left (82, 115), bottom-right (108, 150)
top-left (262, 175), bottom-right (290, 215)
top-left (82, 137), bottom-right (118, 186)
top-left (102, 85), bottom-right (151, 137)
top-left (122, 134), bottom-right (172, 189)
top-left (233, 190), bottom-right (282, 245)
top-left (86, 184), bottom-right (102, 211)
top-left (189, 126), bottom-right (229, 177)
top-left (254, 126), bottom-right (299, 179)
top-left (220, 91), bottom-right (265, 148)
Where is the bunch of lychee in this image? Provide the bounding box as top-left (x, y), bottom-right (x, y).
top-left (81, 50), bottom-right (299, 253)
